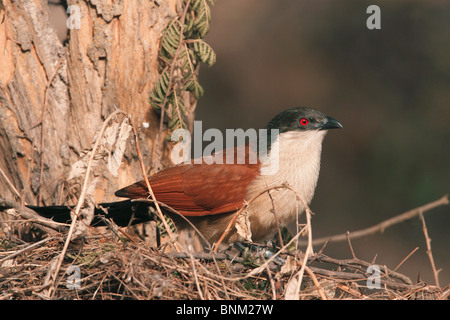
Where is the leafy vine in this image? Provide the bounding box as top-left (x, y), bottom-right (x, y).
top-left (150, 0), bottom-right (216, 132)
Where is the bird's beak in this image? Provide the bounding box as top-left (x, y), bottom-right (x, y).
top-left (320, 116), bottom-right (343, 130)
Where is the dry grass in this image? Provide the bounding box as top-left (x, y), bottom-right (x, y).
top-left (1, 216), bottom-right (448, 300)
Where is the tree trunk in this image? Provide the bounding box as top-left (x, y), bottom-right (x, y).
top-left (0, 0), bottom-right (196, 207)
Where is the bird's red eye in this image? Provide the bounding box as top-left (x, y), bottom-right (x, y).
top-left (299, 118), bottom-right (309, 126)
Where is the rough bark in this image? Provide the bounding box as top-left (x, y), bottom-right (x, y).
top-left (0, 0), bottom-right (194, 206)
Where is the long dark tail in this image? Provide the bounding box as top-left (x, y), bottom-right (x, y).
top-left (26, 200), bottom-right (153, 227)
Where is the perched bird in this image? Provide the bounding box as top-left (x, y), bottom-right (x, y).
top-left (28, 107), bottom-right (342, 245)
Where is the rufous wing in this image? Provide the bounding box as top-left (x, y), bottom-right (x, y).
top-left (115, 146), bottom-right (261, 216)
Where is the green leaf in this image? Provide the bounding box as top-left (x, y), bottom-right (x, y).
top-left (192, 40), bottom-right (216, 66)
top-left (152, 0), bottom-right (216, 133)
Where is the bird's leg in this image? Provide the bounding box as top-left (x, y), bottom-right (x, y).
top-left (233, 241), bottom-right (285, 266)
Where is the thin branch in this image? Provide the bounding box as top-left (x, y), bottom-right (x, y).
top-left (267, 189), bottom-right (284, 247)
top-left (419, 212), bottom-right (440, 287)
top-left (0, 236), bottom-right (54, 265)
top-left (127, 117), bottom-right (181, 252)
top-left (308, 266), bottom-right (422, 292)
top-left (0, 166), bottom-right (22, 200)
top-left (289, 193), bottom-right (323, 299)
top-left (305, 195), bottom-right (449, 246)
top-left (313, 253), bottom-right (413, 285)
top-left (393, 247), bottom-right (419, 273)
top-left (346, 231), bottom-right (356, 259)
top-left (45, 110), bottom-right (129, 298)
top-left (3, 207), bottom-right (68, 234)
top-left (190, 254), bottom-right (205, 300)
top-left (302, 264), bottom-right (328, 300)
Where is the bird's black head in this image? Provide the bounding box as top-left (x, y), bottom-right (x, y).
top-left (266, 107), bottom-right (343, 133)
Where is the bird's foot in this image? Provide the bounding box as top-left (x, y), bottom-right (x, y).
top-left (233, 241), bottom-right (285, 266)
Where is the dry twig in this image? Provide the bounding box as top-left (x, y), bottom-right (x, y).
top-left (44, 110), bottom-right (129, 297)
top-left (419, 212), bottom-right (440, 287)
top-left (304, 194), bottom-right (449, 246)
top-left (127, 117), bottom-right (181, 252)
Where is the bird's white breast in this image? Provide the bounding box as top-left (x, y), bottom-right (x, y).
top-left (243, 130), bottom-right (326, 241)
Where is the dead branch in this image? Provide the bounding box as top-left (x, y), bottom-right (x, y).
top-left (4, 207), bottom-right (67, 235)
top-left (0, 199), bottom-right (68, 234)
top-left (305, 194), bottom-right (449, 246)
top-left (419, 212), bottom-right (440, 287)
top-left (312, 253), bottom-right (413, 285)
top-left (44, 110), bottom-right (130, 298)
top-left (0, 236), bottom-right (54, 265)
top-left (128, 116), bottom-right (180, 252)
top-left (0, 167), bottom-right (22, 201)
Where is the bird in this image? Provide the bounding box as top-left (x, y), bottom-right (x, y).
top-left (28, 107), bottom-right (342, 246)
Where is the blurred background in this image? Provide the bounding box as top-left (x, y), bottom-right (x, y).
top-left (48, 0), bottom-right (449, 285)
